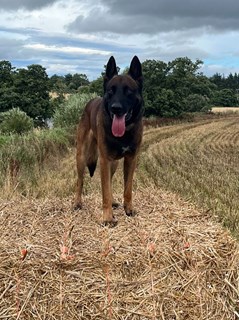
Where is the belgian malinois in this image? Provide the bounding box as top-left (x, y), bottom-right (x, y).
top-left (74, 56), bottom-right (143, 226)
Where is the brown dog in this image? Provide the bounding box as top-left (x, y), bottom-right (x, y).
top-left (74, 56), bottom-right (143, 225)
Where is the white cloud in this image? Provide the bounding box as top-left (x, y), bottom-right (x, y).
top-left (0, 1), bottom-right (80, 33)
top-left (24, 43), bottom-right (111, 56)
top-left (0, 0), bottom-right (239, 78)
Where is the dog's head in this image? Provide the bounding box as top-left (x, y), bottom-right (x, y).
top-left (103, 56), bottom-right (143, 138)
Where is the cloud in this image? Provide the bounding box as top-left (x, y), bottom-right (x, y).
top-left (68, 0), bottom-right (239, 34)
top-left (101, 0), bottom-right (239, 20)
top-left (0, 24), bottom-right (140, 78)
top-left (0, 0), bottom-right (239, 79)
top-left (0, 39), bottom-right (24, 61)
top-left (24, 43), bottom-right (111, 56)
top-left (0, 0), bottom-right (58, 10)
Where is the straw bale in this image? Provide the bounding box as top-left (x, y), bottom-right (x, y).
top-left (0, 187), bottom-right (238, 319)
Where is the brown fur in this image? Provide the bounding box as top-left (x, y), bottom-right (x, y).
top-left (74, 56), bottom-right (143, 226)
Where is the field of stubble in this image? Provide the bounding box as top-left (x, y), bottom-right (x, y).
top-left (0, 114), bottom-right (239, 319)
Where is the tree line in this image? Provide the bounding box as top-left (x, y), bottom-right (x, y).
top-left (0, 58), bottom-right (238, 126)
top-left (86, 58), bottom-right (239, 117)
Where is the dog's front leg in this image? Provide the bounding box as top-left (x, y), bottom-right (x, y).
top-left (123, 155), bottom-right (137, 216)
top-left (100, 156), bottom-right (117, 226)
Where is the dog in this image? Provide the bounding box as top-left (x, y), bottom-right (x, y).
top-left (74, 56), bottom-right (143, 226)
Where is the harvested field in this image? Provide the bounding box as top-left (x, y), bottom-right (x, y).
top-left (142, 115), bottom-right (239, 238)
top-left (1, 115), bottom-right (239, 319)
top-left (212, 107), bottom-right (239, 113)
top-left (1, 188), bottom-right (239, 319)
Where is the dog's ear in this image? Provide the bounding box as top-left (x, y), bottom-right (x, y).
top-left (128, 56), bottom-right (143, 91)
top-left (104, 56), bottom-right (118, 92)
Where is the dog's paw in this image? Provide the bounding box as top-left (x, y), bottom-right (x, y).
top-left (73, 203), bottom-right (82, 210)
top-left (125, 208), bottom-right (137, 217)
top-left (112, 202), bottom-right (120, 209)
top-left (101, 216), bottom-right (118, 227)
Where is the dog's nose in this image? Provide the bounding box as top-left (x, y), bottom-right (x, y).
top-left (111, 103), bottom-right (123, 115)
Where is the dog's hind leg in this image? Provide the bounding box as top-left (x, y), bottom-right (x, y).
top-left (74, 123), bottom-right (89, 210)
top-left (123, 155), bottom-right (137, 216)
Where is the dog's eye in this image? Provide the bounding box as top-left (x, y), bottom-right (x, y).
top-left (125, 88), bottom-right (133, 96)
top-left (107, 86), bottom-right (115, 97)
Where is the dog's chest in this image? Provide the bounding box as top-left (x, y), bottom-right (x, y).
top-left (106, 137), bottom-right (137, 159)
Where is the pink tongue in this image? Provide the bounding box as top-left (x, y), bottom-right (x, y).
top-left (112, 114), bottom-right (126, 137)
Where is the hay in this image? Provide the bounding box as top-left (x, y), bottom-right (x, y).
top-left (0, 186), bottom-right (238, 319)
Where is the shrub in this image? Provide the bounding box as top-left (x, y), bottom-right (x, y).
top-left (183, 94), bottom-right (211, 112)
top-left (0, 108), bottom-right (34, 134)
top-left (0, 128), bottom-right (72, 189)
top-left (53, 92), bottom-right (98, 128)
top-left (211, 89), bottom-right (238, 107)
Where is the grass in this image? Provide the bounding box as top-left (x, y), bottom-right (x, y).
top-left (141, 115), bottom-right (239, 238)
top-left (0, 128), bottom-right (74, 198)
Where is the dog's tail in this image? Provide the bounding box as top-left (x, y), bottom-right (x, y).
top-left (86, 135), bottom-right (98, 178)
top-left (87, 161), bottom-right (97, 177)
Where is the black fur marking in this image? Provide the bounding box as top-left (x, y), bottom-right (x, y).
top-left (88, 162), bottom-right (97, 177)
top-left (106, 136), bottom-right (137, 159)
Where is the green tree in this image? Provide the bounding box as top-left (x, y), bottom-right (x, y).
top-left (183, 94), bottom-right (210, 112)
top-left (64, 73), bottom-right (73, 87)
top-left (210, 73), bottom-right (225, 90)
top-left (89, 76), bottom-right (103, 96)
top-left (49, 74), bottom-right (67, 94)
top-left (210, 72), bottom-right (239, 91)
top-left (50, 73), bottom-right (90, 93)
top-left (0, 61), bottom-right (17, 112)
top-left (69, 73), bottom-right (89, 91)
top-left (211, 89), bottom-right (238, 107)
top-left (142, 59), bottom-right (168, 116)
top-left (142, 57), bottom-right (212, 117)
top-left (0, 60), bottom-right (14, 86)
top-left (225, 73), bottom-right (239, 90)
top-left (166, 57), bottom-right (204, 103)
top-left (14, 64), bottom-right (52, 126)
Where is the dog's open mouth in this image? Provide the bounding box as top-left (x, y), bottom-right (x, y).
top-left (112, 114), bottom-right (126, 137)
top-left (110, 110), bottom-right (133, 137)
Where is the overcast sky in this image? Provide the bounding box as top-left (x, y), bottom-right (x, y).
top-left (1, 0), bottom-right (239, 80)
